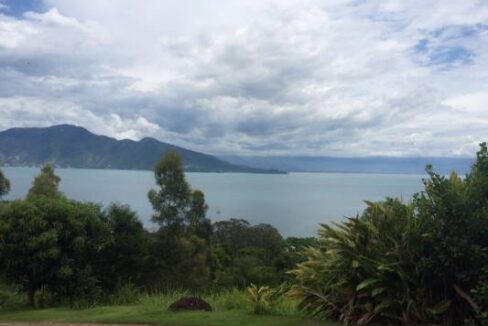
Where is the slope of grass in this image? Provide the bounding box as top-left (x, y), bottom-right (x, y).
top-left (0, 305), bottom-right (336, 326)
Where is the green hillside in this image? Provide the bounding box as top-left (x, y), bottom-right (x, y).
top-left (0, 125), bottom-right (282, 173)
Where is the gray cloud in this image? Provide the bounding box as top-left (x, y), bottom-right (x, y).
top-left (0, 1), bottom-right (487, 156)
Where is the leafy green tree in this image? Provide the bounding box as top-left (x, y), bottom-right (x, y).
top-left (188, 190), bottom-right (212, 241)
top-left (0, 197), bottom-right (109, 307)
top-left (99, 203), bottom-right (146, 291)
top-left (148, 151), bottom-right (211, 234)
top-left (145, 228), bottom-right (212, 290)
top-left (175, 234), bottom-right (212, 289)
top-left (213, 219), bottom-right (282, 260)
top-left (146, 151), bottom-right (212, 289)
top-left (148, 151), bottom-right (191, 231)
top-left (0, 169), bottom-right (10, 199)
top-left (45, 199), bottom-right (109, 305)
top-left (212, 219), bottom-right (287, 288)
top-left (27, 164), bottom-right (63, 200)
top-left (0, 200), bottom-right (51, 307)
top-left (249, 224), bottom-right (282, 263)
top-left (213, 219), bottom-right (251, 255)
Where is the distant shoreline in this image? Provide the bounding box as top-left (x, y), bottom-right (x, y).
top-left (0, 165), bottom-right (287, 175)
top-left (0, 165), bottom-right (435, 176)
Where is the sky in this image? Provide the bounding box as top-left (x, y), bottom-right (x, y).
top-left (0, 0), bottom-right (487, 157)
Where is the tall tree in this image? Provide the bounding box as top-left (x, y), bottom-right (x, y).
top-left (146, 151), bottom-right (212, 289)
top-left (148, 151), bottom-right (191, 230)
top-left (0, 169), bottom-right (10, 199)
top-left (27, 164), bottom-right (63, 200)
top-left (188, 190), bottom-right (212, 241)
top-left (99, 203), bottom-right (146, 291)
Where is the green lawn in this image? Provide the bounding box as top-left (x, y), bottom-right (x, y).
top-left (0, 305), bottom-right (337, 326)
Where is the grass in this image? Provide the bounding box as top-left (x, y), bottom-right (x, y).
top-left (0, 290), bottom-right (339, 326)
top-left (0, 305), bottom-right (336, 326)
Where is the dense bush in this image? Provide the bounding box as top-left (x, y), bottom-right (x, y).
top-left (290, 144), bottom-right (488, 325)
top-left (0, 197), bottom-right (109, 306)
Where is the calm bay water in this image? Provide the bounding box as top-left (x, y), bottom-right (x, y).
top-left (2, 167), bottom-right (425, 237)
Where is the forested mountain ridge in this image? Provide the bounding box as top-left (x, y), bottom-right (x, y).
top-left (222, 155), bottom-right (473, 175)
top-left (0, 125), bottom-right (282, 173)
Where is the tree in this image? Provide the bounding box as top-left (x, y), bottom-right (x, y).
top-left (0, 200), bottom-right (52, 307)
top-left (212, 219), bottom-right (286, 288)
top-left (148, 151), bottom-right (211, 236)
top-left (98, 203), bottom-right (146, 291)
top-left (27, 164), bottom-right (63, 200)
top-left (249, 224), bottom-right (282, 263)
top-left (144, 227), bottom-right (212, 290)
top-left (188, 190), bottom-right (212, 241)
top-left (0, 197), bottom-right (109, 307)
top-left (213, 219), bottom-right (251, 255)
top-left (0, 169), bottom-right (10, 199)
top-left (146, 151), bottom-right (212, 289)
top-left (148, 151), bottom-right (191, 231)
top-left (213, 219), bottom-right (282, 259)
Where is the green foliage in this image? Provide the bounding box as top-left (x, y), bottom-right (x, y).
top-left (247, 284), bottom-right (275, 314)
top-left (469, 266), bottom-right (488, 325)
top-left (188, 190), bottom-right (212, 241)
top-left (290, 143), bottom-right (488, 325)
top-left (212, 219), bottom-right (289, 288)
top-left (290, 199), bottom-right (416, 325)
top-left (104, 283), bottom-right (141, 306)
top-left (0, 284), bottom-right (24, 309)
top-left (0, 169), bottom-right (10, 199)
top-left (146, 151), bottom-right (212, 290)
top-left (145, 230), bottom-right (212, 290)
top-left (26, 164), bottom-right (63, 200)
top-left (148, 151), bottom-right (192, 230)
top-left (0, 196), bottom-right (110, 307)
top-left (204, 288), bottom-right (250, 311)
top-left (135, 289), bottom-right (301, 317)
top-left (0, 153), bottom-right (307, 310)
top-left (98, 203), bottom-right (146, 292)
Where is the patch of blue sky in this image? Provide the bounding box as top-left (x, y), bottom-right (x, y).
top-left (411, 24), bottom-right (484, 68)
top-left (413, 41), bottom-right (473, 67)
top-left (428, 46), bottom-right (473, 66)
top-left (0, 0), bottom-right (45, 17)
top-left (432, 24), bottom-right (488, 40)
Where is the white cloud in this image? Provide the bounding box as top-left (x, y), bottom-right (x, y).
top-left (0, 96), bottom-right (160, 140)
top-left (0, 0), bottom-right (487, 156)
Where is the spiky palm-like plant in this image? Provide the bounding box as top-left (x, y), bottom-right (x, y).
top-left (289, 199), bottom-right (454, 325)
top-left (246, 284), bottom-right (275, 314)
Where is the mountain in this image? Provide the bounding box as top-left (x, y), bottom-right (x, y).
top-left (221, 155), bottom-right (474, 175)
top-left (0, 125), bottom-right (283, 173)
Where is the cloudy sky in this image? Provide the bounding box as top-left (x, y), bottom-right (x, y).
top-left (0, 0), bottom-right (487, 157)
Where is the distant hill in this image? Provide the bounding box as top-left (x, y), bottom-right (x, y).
top-left (0, 125), bottom-right (283, 173)
top-left (221, 155), bottom-right (474, 175)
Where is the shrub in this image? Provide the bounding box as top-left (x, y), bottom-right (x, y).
top-left (468, 266), bottom-right (488, 325)
top-left (0, 285), bottom-right (24, 309)
top-left (289, 143), bottom-right (488, 325)
top-left (105, 283), bottom-right (141, 306)
top-left (246, 284), bottom-right (275, 314)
